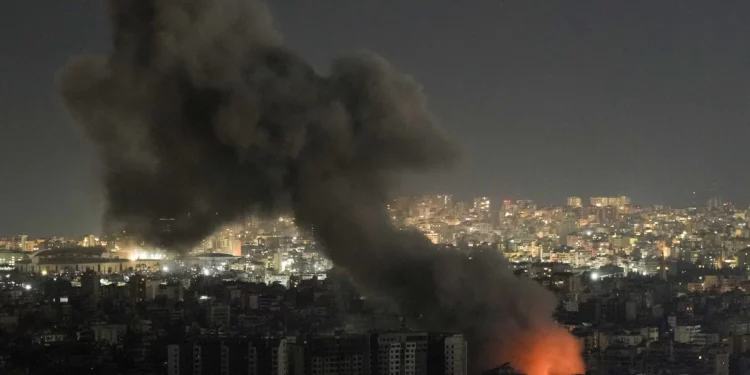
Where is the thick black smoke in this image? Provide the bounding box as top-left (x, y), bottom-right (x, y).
top-left (59, 0), bottom-right (573, 371)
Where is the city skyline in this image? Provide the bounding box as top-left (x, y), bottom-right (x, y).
top-left (2, 184), bottom-right (750, 373)
top-left (0, 192), bottom-right (739, 238)
top-left (4, 0), bottom-right (750, 235)
top-left (5, 2), bottom-right (750, 374)
top-left (1, 191), bottom-right (741, 240)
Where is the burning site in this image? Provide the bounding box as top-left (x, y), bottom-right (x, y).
top-left (58, 0), bottom-right (584, 373)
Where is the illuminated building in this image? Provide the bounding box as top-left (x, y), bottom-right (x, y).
top-left (424, 194), bottom-right (453, 217)
top-left (567, 196), bottom-right (582, 207)
top-left (590, 197), bottom-right (607, 207)
top-left (590, 196), bottom-right (631, 208)
top-left (82, 234), bottom-right (98, 247)
top-left (129, 274), bottom-right (146, 303)
top-left (212, 238), bottom-right (242, 256)
top-left (16, 247), bottom-right (162, 275)
top-left (737, 247), bottom-right (750, 271)
top-left (181, 253), bottom-right (239, 271)
top-left (473, 197), bottom-right (491, 219)
top-left (0, 250), bottom-right (27, 267)
top-left (423, 231), bottom-right (440, 244)
top-left (129, 248), bottom-right (167, 261)
top-left (16, 234), bottom-right (28, 251)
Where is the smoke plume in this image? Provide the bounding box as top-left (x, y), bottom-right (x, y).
top-left (59, 0), bottom-right (583, 373)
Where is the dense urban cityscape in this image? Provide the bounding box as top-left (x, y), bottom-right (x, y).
top-left (2, 194), bottom-right (750, 374)
top-left (6, 0), bottom-right (750, 373)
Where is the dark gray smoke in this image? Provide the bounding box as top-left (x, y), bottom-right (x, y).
top-left (59, 0), bottom-right (572, 371)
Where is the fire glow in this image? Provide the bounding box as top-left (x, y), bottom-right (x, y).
top-left (508, 326), bottom-right (585, 375)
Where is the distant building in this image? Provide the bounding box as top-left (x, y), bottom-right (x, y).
top-left (80, 269), bottom-right (100, 312)
top-left (0, 250), bottom-right (27, 268)
top-left (207, 304), bottom-right (231, 329)
top-left (159, 283), bottom-right (184, 301)
top-left (590, 196), bottom-right (631, 208)
top-left (737, 247), bottom-right (750, 271)
top-left (567, 197), bottom-right (582, 207)
top-left (16, 247), bottom-right (161, 275)
top-left (16, 234), bottom-right (28, 251)
top-left (168, 337), bottom-right (291, 375)
top-left (92, 324), bottom-right (126, 346)
top-left (559, 218), bottom-right (580, 238)
top-left (291, 334), bottom-right (369, 375)
top-left (371, 332), bottom-right (428, 375)
top-left (423, 231), bottom-right (440, 244)
top-left (82, 234), bottom-right (98, 247)
top-left (129, 274), bottom-right (146, 303)
top-left (430, 333), bottom-right (468, 375)
top-left (473, 197), bottom-right (491, 219)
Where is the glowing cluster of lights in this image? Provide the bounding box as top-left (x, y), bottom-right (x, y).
top-left (280, 259), bottom-right (294, 272)
top-left (129, 250), bottom-right (166, 261)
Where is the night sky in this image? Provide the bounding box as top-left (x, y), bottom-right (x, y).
top-left (3, 0), bottom-right (750, 236)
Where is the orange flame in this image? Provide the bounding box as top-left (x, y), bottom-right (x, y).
top-left (507, 326), bottom-right (585, 375)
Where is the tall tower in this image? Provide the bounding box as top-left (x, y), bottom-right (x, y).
top-left (81, 270), bottom-right (100, 314)
top-left (473, 197), bottom-right (491, 219)
top-left (659, 256), bottom-right (667, 281)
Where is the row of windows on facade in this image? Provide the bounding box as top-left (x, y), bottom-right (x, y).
top-left (310, 359), bottom-right (363, 363)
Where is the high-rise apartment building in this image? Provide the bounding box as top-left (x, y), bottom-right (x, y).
top-left (128, 274), bottom-right (146, 303)
top-left (15, 234), bottom-right (28, 251)
top-left (286, 332), bottom-right (467, 375)
top-left (473, 197), bottom-right (491, 218)
top-left (567, 197), bottom-right (582, 207)
top-left (590, 196), bottom-right (630, 208)
top-left (291, 334), bottom-right (369, 375)
top-left (81, 269), bottom-right (100, 313)
top-left (429, 333), bottom-right (467, 375)
top-left (408, 194), bottom-right (454, 220)
top-left (371, 332), bottom-right (428, 375)
top-left (168, 337), bottom-right (291, 375)
top-left (207, 304), bottom-right (231, 329)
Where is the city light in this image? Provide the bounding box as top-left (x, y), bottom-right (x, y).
top-left (129, 249), bottom-right (166, 261)
top-left (4, 0), bottom-right (750, 369)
